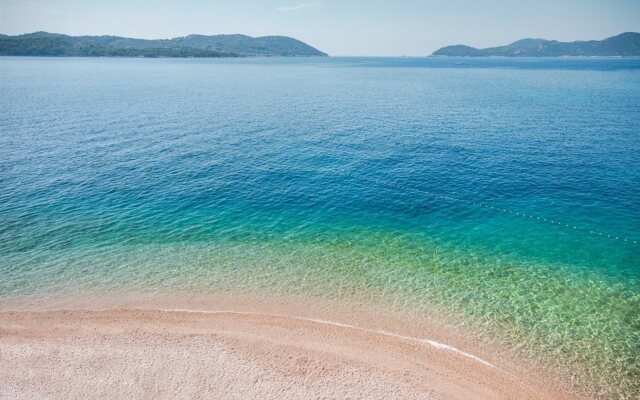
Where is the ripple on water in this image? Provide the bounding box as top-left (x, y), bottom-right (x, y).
top-left (1, 56), bottom-right (639, 398)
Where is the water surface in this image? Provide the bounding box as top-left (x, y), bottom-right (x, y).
top-left (1, 56), bottom-right (639, 397)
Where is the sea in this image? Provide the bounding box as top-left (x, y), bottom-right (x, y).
top-left (1, 56), bottom-right (638, 397)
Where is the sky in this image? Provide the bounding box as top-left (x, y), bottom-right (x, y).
top-left (1, 0), bottom-right (639, 56)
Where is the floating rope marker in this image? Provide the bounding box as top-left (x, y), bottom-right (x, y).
top-left (259, 167), bottom-right (638, 248)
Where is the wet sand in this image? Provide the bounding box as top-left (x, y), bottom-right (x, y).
top-left (0, 294), bottom-right (579, 399)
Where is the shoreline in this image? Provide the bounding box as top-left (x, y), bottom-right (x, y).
top-left (1, 293), bottom-right (579, 399)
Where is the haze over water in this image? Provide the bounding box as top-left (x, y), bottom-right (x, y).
top-left (1, 56), bottom-right (639, 397)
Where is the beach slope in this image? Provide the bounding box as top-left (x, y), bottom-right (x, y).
top-left (0, 297), bottom-right (577, 400)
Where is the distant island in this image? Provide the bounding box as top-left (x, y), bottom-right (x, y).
top-left (432, 32), bottom-right (640, 57)
top-left (0, 32), bottom-right (328, 57)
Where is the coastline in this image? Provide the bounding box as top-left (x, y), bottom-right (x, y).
top-left (1, 293), bottom-right (579, 399)
top-left (1, 56), bottom-right (637, 400)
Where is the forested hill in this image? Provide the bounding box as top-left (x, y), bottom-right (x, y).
top-left (432, 32), bottom-right (640, 57)
top-left (0, 32), bottom-right (328, 57)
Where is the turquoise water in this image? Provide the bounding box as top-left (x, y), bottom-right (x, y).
top-left (1, 56), bottom-right (639, 397)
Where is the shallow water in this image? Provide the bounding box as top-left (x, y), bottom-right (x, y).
top-left (1, 56), bottom-right (639, 397)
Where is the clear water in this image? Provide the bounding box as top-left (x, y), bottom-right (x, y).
top-left (1, 56), bottom-right (639, 397)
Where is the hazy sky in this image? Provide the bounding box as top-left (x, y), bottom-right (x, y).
top-left (1, 0), bottom-right (639, 55)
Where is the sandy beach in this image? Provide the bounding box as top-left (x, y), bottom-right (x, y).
top-left (0, 294), bottom-right (579, 400)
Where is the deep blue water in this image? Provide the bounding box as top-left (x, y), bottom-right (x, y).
top-left (0, 56), bottom-right (639, 396)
